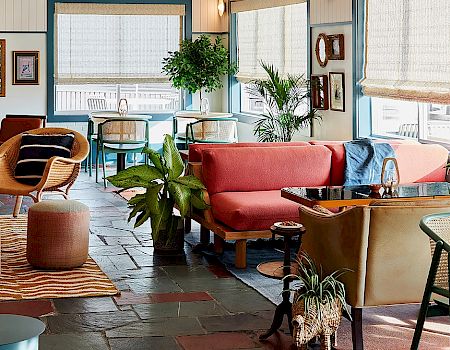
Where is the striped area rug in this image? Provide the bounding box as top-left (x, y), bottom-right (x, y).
top-left (0, 215), bottom-right (119, 301)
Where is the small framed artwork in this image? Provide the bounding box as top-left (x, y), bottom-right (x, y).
top-left (327, 34), bottom-right (344, 60)
top-left (0, 39), bottom-right (5, 97)
top-left (315, 33), bottom-right (329, 68)
top-left (329, 72), bottom-right (345, 112)
top-left (13, 51), bottom-right (39, 85)
top-left (311, 75), bottom-right (329, 110)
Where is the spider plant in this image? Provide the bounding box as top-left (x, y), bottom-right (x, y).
top-left (246, 61), bottom-right (320, 142)
top-left (286, 252), bottom-right (351, 322)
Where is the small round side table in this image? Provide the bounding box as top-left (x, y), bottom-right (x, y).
top-left (0, 314), bottom-right (45, 350)
top-left (257, 224), bottom-right (306, 340)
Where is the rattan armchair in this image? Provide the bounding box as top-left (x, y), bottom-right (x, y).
top-left (0, 128), bottom-right (89, 217)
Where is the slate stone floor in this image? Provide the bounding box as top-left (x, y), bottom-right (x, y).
top-left (0, 173), bottom-right (295, 350)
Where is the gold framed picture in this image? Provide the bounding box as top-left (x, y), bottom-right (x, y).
top-left (0, 39), bottom-right (5, 96)
top-left (329, 72), bottom-right (345, 112)
top-left (13, 51), bottom-right (39, 85)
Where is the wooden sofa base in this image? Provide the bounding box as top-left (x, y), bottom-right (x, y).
top-left (190, 212), bottom-right (273, 269)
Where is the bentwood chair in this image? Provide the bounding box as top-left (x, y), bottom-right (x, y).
top-left (184, 117), bottom-right (238, 149)
top-left (0, 128), bottom-right (89, 216)
top-left (411, 213), bottom-right (450, 350)
top-left (298, 200), bottom-right (450, 350)
top-left (96, 118), bottom-right (149, 187)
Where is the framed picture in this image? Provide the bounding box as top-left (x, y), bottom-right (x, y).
top-left (0, 39), bottom-right (5, 97)
top-left (329, 72), bottom-right (345, 112)
top-left (315, 33), bottom-right (329, 68)
top-left (311, 75), bottom-right (329, 110)
top-left (13, 51), bottom-right (39, 85)
top-left (327, 34), bottom-right (344, 60)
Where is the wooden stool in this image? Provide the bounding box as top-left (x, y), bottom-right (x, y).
top-left (27, 200), bottom-right (90, 269)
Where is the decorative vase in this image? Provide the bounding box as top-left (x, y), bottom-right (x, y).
top-left (200, 97), bottom-right (210, 115)
top-left (153, 218), bottom-right (185, 255)
top-left (292, 296), bottom-right (342, 350)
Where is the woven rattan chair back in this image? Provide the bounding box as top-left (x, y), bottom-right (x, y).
top-left (99, 119), bottom-right (148, 144)
top-left (186, 118), bottom-right (238, 147)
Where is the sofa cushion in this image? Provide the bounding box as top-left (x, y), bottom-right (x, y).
top-left (210, 190), bottom-right (301, 231)
top-left (202, 145), bottom-right (332, 195)
top-left (188, 141), bottom-right (310, 162)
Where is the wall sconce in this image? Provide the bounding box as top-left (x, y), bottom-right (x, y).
top-left (218, 0), bottom-right (225, 16)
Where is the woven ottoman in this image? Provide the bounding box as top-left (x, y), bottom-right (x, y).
top-left (27, 200), bottom-right (90, 269)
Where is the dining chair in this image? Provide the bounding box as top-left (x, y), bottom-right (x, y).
top-left (85, 98), bottom-right (107, 174)
top-left (0, 115), bottom-right (46, 144)
top-left (411, 213), bottom-right (450, 350)
top-left (184, 117), bottom-right (238, 149)
top-left (96, 118), bottom-right (149, 187)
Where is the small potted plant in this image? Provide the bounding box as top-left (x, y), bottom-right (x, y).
top-left (287, 253), bottom-right (350, 350)
top-left (246, 61), bottom-right (321, 142)
top-left (107, 135), bottom-right (208, 254)
top-left (162, 34), bottom-right (237, 112)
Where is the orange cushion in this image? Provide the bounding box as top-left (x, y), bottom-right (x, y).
top-left (0, 118), bottom-right (41, 143)
top-left (188, 141), bottom-right (310, 162)
top-left (202, 145), bottom-right (332, 195)
top-left (210, 191), bottom-right (300, 231)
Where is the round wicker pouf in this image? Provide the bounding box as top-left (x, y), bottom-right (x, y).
top-left (27, 200), bottom-right (90, 269)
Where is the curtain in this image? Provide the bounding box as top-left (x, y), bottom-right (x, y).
top-left (361, 0), bottom-right (450, 104)
top-left (236, 2), bottom-right (307, 82)
top-left (55, 3), bottom-right (183, 84)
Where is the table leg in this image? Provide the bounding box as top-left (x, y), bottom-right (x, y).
top-left (117, 153), bottom-right (126, 173)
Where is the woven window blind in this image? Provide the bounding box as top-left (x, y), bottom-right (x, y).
top-left (236, 2), bottom-right (307, 83)
top-left (230, 0), bottom-right (305, 13)
top-left (55, 3), bottom-right (183, 84)
top-left (361, 0), bottom-right (450, 104)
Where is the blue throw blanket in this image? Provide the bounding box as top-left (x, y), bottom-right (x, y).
top-left (343, 139), bottom-right (395, 186)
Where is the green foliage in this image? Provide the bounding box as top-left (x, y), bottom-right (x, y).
top-left (285, 252), bottom-right (351, 322)
top-left (247, 62), bottom-right (321, 142)
top-left (162, 35), bottom-right (237, 95)
top-left (107, 135), bottom-right (208, 244)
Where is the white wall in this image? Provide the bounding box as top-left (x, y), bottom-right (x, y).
top-left (0, 0), bottom-right (47, 32)
top-left (0, 33), bottom-right (47, 119)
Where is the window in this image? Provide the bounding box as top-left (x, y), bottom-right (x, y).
top-left (232, 1), bottom-right (307, 115)
top-left (361, 0), bottom-right (450, 142)
top-left (54, 3), bottom-right (184, 113)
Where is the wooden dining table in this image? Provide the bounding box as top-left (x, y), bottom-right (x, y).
top-left (281, 182), bottom-right (450, 208)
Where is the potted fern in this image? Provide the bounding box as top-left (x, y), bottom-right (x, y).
top-left (287, 253), bottom-right (350, 350)
top-left (107, 135), bottom-right (208, 254)
top-left (247, 62), bottom-right (320, 142)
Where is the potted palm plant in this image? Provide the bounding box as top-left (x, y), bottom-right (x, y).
top-left (287, 253), bottom-right (350, 350)
top-left (162, 34), bottom-right (237, 112)
top-left (247, 62), bottom-right (320, 142)
top-left (107, 135), bottom-right (208, 254)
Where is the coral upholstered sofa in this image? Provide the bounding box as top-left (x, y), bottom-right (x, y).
top-left (188, 141), bottom-right (448, 268)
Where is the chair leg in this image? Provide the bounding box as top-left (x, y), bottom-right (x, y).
top-left (235, 239), bottom-right (247, 269)
top-left (95, 143), bottom-right (100, 183)
top-left (88, 138), bottom-right (93, 177)
top-left (351, 307), bottom-right (363, 350)
top-left (214, 235), bottom-right (225, 254)
top-left (102, 146), bottom-right (107, 188)
top-left (184, 217), bottom-right (191, 234)
top-left (13, 196), bottom-right (23, 217)
top-left (200, 226), bottom-right (210, 245)
top-left (411, 243), bottom-right (443, 350)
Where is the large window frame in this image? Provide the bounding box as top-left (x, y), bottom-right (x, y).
top-left (47, 0), bottom-right (192, 123)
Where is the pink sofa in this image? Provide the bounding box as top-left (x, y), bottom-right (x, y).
top-left (189, 140), bottom-right (448, 268)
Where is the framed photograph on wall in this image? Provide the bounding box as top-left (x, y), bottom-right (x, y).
top-left (13, 51), bottom-right (39, 85)
top-left (329, 72), bottom-right (345, 112)
top-left (0, 39), bottom-right (5, 97)
top-left (327, 34), bottom-right (344, 60)
top-left (311, 75), bottom-right (329, 110)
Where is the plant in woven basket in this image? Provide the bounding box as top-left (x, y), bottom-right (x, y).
top-left (107, 135), bottom-right (208, 253)
top-left (286, 253), bottom-right (351, 350)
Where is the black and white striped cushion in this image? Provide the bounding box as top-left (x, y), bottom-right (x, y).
top-left (14, 134), bottom-right (75, 185)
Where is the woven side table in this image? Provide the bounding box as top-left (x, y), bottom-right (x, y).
top-left (257, 224), bottom-right (306, 340)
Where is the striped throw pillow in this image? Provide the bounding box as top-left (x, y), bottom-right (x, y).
top-left (14, 134), bottom-right (75, 185)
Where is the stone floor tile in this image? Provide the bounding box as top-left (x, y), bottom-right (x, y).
top-left (104, 236), bottom-right (141, 246)
top-left (109, 336), bottom-right (181, 350)
top-left (210, 290), bottom-right (275, 313)
top-left (207, 264), bottom-right (233, 278)
top-left (106, 318), bottom-right (206, 337)
top-left (127, 276), bottom-right (183, 294)
top-left (176, 332), bottom-right (258, 350)
top-left (175, 276), bottom-right (249, 293)
top-left (134, 300), bottom-right (229, 319)
top-left (89, 245), bottom-right (128, 256)
top-left (90, 226), bottom-right (136, 237)
top-left (114, 291), bottom-right (152, 306)
top-left (45, 310), bottom-right (139, 333)
top-left (53, 297), bottom-right (118, 314)
top-left (0, 300), bottom-right (54, 317)
top-left (256, 331), bottom-right (297, 350)
top-left (151, 291), bottom-right (213, 303)
top-left (198, 313), bottom-right (272, 332)
top-left (39, 333), bottom-right (110, 350)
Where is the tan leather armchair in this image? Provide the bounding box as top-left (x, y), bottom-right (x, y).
top-left (298, 200), bottom-right (450, 350)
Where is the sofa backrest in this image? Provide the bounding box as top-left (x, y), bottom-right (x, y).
top-left (202, 145), bottom-right (332, 194)
top-left (188, 141), bottom-right (310, 162)
top-left (309, 140), bottom-right (447, 185)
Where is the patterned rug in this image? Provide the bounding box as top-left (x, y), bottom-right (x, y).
top-left (0, 215), bottom-right (119, 300)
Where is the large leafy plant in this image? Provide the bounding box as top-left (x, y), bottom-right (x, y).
top-left (287, 252), bottom-right (351, 322)
top-left (162, 35), bottom-right (237, 100)
top-left (247, 62), bottom-right (320, 142)
top-left (107, 135), bottom-right (208, 244)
